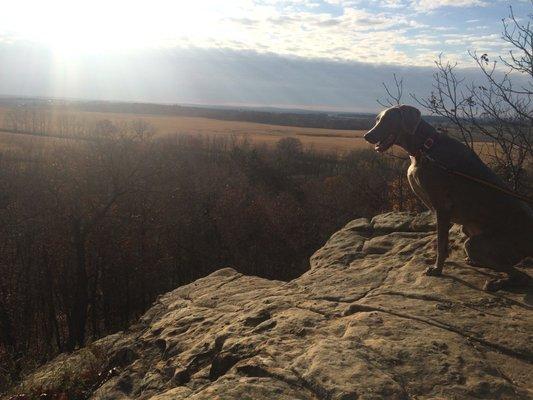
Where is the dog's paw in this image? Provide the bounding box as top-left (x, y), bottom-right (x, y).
top-left (424, 265), bottom-right (442, 276)
top-left (483, 278), bottom-right (503, 292)
top-left (464, 257), bottom-right (482, 267)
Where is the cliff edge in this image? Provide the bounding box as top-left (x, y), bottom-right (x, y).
top-left (9, 212), bottom-right (533, 400)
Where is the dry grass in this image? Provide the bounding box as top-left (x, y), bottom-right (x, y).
top-left (0, 106), bottom-right (496, 160)
top-left (0, 106), bottom-right (372, 154)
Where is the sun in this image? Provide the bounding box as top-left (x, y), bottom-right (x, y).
top-left (1, 0), bottom-right (216, 55)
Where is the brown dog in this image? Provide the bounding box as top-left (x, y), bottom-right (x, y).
top-left (364, 105), bottom-right (533, 291)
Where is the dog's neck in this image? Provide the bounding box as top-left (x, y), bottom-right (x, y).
top-left (398, 119), bottom-right (439, 157)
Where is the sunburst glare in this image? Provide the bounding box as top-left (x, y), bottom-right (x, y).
top-left (1, 0), bottom-right (231, 55)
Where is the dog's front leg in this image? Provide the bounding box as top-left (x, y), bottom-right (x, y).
top-left (425, 210), bottom-right (451, 276)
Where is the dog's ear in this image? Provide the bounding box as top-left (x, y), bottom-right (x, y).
top-left (397, 105), bottom-right (421, 134)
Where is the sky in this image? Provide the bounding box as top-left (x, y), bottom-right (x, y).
top-left (0, 0), bottom-right (530, 112)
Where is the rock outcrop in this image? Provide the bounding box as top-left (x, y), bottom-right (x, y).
top-left (9, 212), bottom-right (533, 399)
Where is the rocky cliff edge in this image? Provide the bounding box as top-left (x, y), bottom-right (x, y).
top-left (9, 212), bottom-right (533, 400)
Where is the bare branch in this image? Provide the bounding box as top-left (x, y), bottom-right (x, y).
top-left (378, 73), bottom-right (404, 107)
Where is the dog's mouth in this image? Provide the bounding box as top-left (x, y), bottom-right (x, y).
top-left (375, 133), bottom-right (396, 153)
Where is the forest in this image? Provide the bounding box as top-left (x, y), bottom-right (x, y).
top-left (0, 112), bottom-right (420, 390)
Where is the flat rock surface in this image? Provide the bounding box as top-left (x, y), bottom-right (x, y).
top-left (10, 212), bottom-right (533, 400)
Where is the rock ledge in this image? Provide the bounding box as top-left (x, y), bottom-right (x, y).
top-left (10, 212), bottom-right (533, 400)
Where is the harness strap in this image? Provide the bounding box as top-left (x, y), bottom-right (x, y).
top-left (411, 122), bottom-right (532, 204)
top-left (422, 151), bottom-right (533, 205)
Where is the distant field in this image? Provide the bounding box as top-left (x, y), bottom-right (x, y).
top-left (0, 106), bottom-right (373, 154)
top-left (0, 106), bottom-right (495, 159)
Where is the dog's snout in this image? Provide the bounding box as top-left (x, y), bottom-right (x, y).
top-left (364, 128), bottom-right (379, 144)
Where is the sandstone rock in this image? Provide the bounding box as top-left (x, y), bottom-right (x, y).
top-left (8, 212), bottom-right (532, 400)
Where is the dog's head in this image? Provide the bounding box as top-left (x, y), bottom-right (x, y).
top-left (364, 105), bottom-right (421, 153)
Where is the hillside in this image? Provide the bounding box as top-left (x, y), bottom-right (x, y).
top-left (0, 98), bottom-right (376, 131)
top-left (6, 212), bottom-right (532, 400)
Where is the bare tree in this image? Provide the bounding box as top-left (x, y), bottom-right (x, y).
top-left (377, 73), bottom-right (404, 107)
top-left (412, 6), bottom-right (533, 193)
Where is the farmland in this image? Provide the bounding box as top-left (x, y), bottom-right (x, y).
top-left (0, 105), bottom-right (375, 154)
top-left (0, 100), bottom-right (500, 161)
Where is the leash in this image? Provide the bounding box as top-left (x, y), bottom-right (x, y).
top-left (408, 124), bottom-right (533, 205)
top-left (421, 153), bottom-right (533, 205)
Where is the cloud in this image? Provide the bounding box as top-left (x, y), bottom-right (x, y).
top-left (0, 0), bottom-right (523, 71)
top-left (414, 0), bottom-right (487, 12)
top-left (2, 0), bottom-right (528, 112)
top-left (4, 44), bottom-right (524, 113)
top-left (0, 44), bottom-right (432, 112)
top-left (227, 17), bottom-right (259, 26)
top-left (315, 18), bottom-right (342, 27)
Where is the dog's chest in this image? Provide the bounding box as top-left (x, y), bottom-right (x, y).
top-left (407, 161), bottom-right (422, 191)
top-left (407, 158), bottom-right (433, 209)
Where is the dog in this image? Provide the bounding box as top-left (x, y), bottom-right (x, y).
top-left (364, 105), bottom-right (533, 291)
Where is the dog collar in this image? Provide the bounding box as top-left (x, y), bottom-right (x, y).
top-left (416, 129), bottom-right (440, 157)
top-left (422, 135), bottom-right (437, 151)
